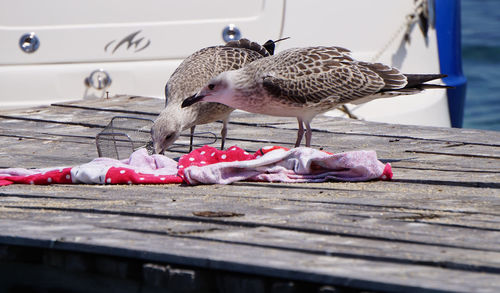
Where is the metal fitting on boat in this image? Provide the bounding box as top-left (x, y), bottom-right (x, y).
top-left (85, 69), bottom-right (112, 90)
top-left (222, 24), bottom-right (241, 43)
top-left (19, 32), bottom-right (40, 53)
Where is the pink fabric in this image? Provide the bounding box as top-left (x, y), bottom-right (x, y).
top-left (0, 148), bottom-right (181, 186)
top-left (0, 146), bottom-right (392, 186)
top-left (179, 145), bottom-right (392, 185)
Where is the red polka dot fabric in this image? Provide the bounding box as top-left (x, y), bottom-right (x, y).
top-left (177, 145), bottom-right (298, 181)
top-left (0, 167), bottom-right (73, 185)
top-left (178, 145), bottom-right (255, 176)
top-left (105, 167), bottom-right (182, 185)
top-left (0, 145), bottom-right (392, 186)
top-left (181, 146), bottom-right (392, 185)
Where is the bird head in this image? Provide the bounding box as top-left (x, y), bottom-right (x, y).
top-left (181, 73), bottom-right (232, 108)
top-left (151, 109), bottom-right (182, 154)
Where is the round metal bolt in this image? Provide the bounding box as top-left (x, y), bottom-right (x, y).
top-left (85, 69), bottom-right (112, 90)
top-left (19, 32), bottom-right (40, 53)
top-left (222, 24), bottom-right (241, 43)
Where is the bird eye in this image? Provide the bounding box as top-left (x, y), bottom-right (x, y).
top-left (165, 134), bottom-right (174, 141)
top-left (208, 84), bottom-right (215, 90)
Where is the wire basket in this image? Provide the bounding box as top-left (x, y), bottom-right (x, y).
top-left (96, 116), bottom-right (154, 160)
top-left (96, 116), bottom-right (219, 159)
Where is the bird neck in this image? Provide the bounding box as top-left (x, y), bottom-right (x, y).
top-left (161, 101), bottom-right (194, 131)
top-left (227, 69), bottom-right (255, 96)
top-left (180, 105), bottom-right (200, 129)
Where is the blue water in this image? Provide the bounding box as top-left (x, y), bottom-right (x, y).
top-left (461, 0), bottom-right (500, 131)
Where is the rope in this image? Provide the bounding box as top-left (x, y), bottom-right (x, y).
top-left (370, 0), bottom-right (428, 62)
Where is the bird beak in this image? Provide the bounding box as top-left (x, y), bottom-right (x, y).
top-left (153, 142), bottom-right (165, 155)
top-left (181, 93), bottom-right (205, 108)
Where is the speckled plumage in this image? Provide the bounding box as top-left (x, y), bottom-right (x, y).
top-left (182, 46), bottom-right (447, 147)
top-left (151, 39), bottom-right (272, 154)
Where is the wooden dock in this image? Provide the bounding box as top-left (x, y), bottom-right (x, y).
top-left (0, 95), bottom-right (499, 293)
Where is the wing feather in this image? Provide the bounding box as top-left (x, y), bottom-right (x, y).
top-left (167, 46), bottom-right (264, 102)
top-left (259, 47), bottom-right (387, 105)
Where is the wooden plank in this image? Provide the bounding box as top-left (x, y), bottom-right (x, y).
top-left (0, 135), bottom-right (97, 168)
top-left (308, 116), bottom-right (500, 146)
top-left (0, 106), bottom-right (150, 129)
top-left (204, 226), bottom-right (500, 272)
top-left (51, 95), bottom-right (163, 116)
top-left (230, 113), bottom-right (500, 147)
top-left (1, 183), bottom-right (499, 250)
top-left (17, 95), bottom-right (500, 149)
top-left (1, 96), bottom-right (500, 292)
top-left (9, 97), bottom-right (498, 164)
top-left (2, 196), bottom-right (499, 268)
top-left (406, 144), bottom-right (500, 159)
top-left (0, 219), bottom-right (499, 293)
top-left (4, 192), bottom-right (499, 274)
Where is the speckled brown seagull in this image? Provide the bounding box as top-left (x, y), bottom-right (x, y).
top-left (151, 38), bottom-right (287, 154)
top-left (182, 46), bottom-right (448, 147)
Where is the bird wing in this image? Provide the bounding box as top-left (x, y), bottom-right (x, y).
top-left (260, 47), bottom-right (395, 105)
top-left (166, 45), bottom-right (265, 105)
top-left (214, 46), bottom-right (265, 74)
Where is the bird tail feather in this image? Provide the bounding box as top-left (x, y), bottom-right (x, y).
top-left (224, 37), bottom-right (290, 57)
top-left (225, 38), bottom-right (272, 57)
top-left (404, 74), bottom-right (448, 88)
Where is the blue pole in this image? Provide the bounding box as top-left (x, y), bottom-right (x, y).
top-left (435, 0), bottom-right (467, 127)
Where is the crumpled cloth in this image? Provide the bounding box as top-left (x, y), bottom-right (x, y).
top-left (0, 149), bottom-right (181, 186)
top-left (0, 145), bottom-right (392, 186)
top-left (179, 145), bottom-right (392, 185)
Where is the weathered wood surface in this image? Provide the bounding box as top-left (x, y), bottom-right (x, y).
top-left (0, 95), bottom-right (499, 292)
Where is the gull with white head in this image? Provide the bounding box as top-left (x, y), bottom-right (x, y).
top-left (151, 38), bottom-right (286, 154)
top-left (182, 46), bottom-right (448, 147)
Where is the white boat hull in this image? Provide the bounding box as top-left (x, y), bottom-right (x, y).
top-left (0, 0), bottom-right (458, 127)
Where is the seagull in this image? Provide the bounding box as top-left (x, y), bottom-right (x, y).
top-left (151, 38), bottom-right (286, 154)
top-left (182, 46), bottom-right (448, 147)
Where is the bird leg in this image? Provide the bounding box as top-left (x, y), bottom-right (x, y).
top-left (339, 105), bottom-right (359, 120)
top-left (304, 120), bottom-right (312, 147)
top-left (189, 126), bottom-right (195, 152)
top-left (295, 118), bottom-right (304, 147)
top-left (220, 118), bottom-right (228, 150)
